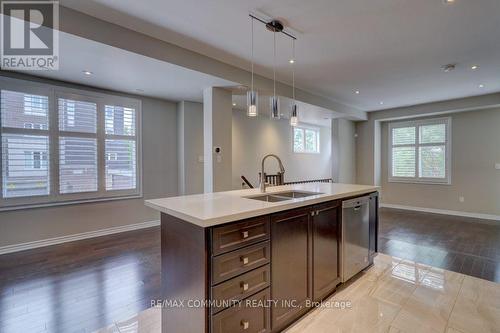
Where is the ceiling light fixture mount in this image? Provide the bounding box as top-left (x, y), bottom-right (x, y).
top-left (265, 20), bottom-right (284, 33)
top-left (249, 14), bottom-right (297, 40)
top-left (441, 64), bottom-right (456, 72)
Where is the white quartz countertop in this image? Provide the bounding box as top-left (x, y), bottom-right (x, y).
top-left (145, 183), bottom-right (378, 228)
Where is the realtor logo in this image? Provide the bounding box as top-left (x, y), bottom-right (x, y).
top-left (1, 0), bottom-right (59, 70)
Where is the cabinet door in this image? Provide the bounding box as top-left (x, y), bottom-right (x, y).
top-left (271, 207), bottom-right (312, 332)
top-left (368, 192), bottom-right (379, 263)
top-left (312, 200), bottom-right (341, 301)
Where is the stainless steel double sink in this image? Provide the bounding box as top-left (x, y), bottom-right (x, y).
top-left (244, 190), bottom-right (323, 202)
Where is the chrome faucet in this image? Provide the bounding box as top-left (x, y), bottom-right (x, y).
top-left (260, 154), bottom-right (285, 193)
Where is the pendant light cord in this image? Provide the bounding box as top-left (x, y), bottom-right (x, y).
top-left (292, 39), bottom-right (295, 102)
top-left (273, 31), bottom-right (276, 97)
top-left (251, 17), bottom-right (254, 91)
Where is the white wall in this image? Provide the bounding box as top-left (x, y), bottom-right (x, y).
top-left (232, 111), bottom-right (332, 189)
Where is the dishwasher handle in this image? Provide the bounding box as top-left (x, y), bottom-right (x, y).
top-left (342, 195), bottom-right (370, 209)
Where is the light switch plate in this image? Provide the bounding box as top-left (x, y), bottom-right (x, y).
top-left (496, 163), bottom-right (500, 170)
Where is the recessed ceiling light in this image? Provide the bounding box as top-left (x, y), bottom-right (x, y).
top-left (479, 84), bottom-right (485, 88)
top-left (471, 65), bottom-right (479, 70)
top-left (355, 90), bottom-right (360, 94)
top-left (379, 101), bottom-right (384, 105)
top-left (443, 0), bottom-right (455, 4)
top-left (232, 103), bottom-right (236, 106)
top-left (289, 59), bottom-right (295, 64)
top-left (82, 70), bottom-right (93, 76)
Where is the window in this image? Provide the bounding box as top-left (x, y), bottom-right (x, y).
top-left (293, 126), bottom-right (320, 153)
top-left (389, 117), bottom-right (451, 184)
top-left (24, 151), bottom-right (48, 170)
top-left (0, 77), bottom-right (141, 210)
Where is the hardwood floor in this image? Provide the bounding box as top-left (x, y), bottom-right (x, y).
top-left (0, 227), bottom-right (160, 333)
top-left (379, 208), bottom-right (500, 283)
top-left (0, 208), bottom-right (499, 332)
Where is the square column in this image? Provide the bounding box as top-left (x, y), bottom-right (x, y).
top-left (203, 87), bottom-right (233, 193)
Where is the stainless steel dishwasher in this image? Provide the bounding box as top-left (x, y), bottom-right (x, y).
top-left (341, 195), bottom-right (370, 282)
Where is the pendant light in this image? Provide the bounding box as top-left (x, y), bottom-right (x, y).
top-left (247, 17), bottom-right (258, 117)
top-left (289, 39), bottom-right (298, 127)
top-left (270, 30), bottom-right (280, 119)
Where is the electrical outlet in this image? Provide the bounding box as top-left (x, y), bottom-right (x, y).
top-left (459, 196), bottom-right (465, 203)
top-left (495, 163), bottom-right (500, 170)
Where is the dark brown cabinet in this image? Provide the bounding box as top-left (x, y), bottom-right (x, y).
top-left (311, 200), bottom-right (341, 301)
top-left (159, 192), bottom-right (378, 333)
top-left (368, 192), bottom-right (379, 263)
top-left (270, 207), bottom-right (312, 332)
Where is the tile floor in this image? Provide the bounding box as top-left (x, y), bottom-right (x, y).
top-left (95, 253), bottom-right (500, 333)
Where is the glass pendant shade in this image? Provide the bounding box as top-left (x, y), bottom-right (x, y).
top-left (270, 96), bottom-right (280, 119)
top-left (246, 90), bottom-right (258, 117)
top-left (290, 104), bottom-right (298, 126)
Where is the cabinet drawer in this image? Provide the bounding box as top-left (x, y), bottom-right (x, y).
top-left (212, 216), bottom-right (270, 255)
top-left (212, 265), bottom-right (270, 314)
top-left (212, 288), bottom-right (271, 333)
top-left (212, 241), bottom-right (270, 285)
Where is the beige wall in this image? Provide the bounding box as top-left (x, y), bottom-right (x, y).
top-left (356, 93), bottom-right (500, 216)
top-left (356, 92), bottom-right (500, 186)
top-left (232, 111), bottom-right (332, 189)
top-left (380, 109), bottom-right (500, 215)
top-left (0, 75), bottom-right (178, 248)
top-left (337, 119), bottom-right (357, 184)
top-left (203, 88), bottom-right (233, 192)
top-left (177, 101), bottom-right (204, 195)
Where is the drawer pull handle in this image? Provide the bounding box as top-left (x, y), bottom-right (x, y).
top-left (241, 320), bottom-right (250, 330)
top-left (241, 256), bottom-right (249, 265)
top-left (241, 231), bottom-right (249, 239)
top-left (241, 282), bottom-right (249, 291)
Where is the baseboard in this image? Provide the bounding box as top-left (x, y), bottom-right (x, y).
top-left (0, 219), bottom-right (160, 255)
top-left (380, 203), bottom-right (500, 223)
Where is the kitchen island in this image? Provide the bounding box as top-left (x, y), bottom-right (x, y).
top-left (145, 183), bottom-right (379, 333)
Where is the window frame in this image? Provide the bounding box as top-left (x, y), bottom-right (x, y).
top-left (292, 125), bottom-right (321, 154)
top-left (388, 117), bottom-right (451, 185)
top-left (0, 76), bottom-right (142, 211)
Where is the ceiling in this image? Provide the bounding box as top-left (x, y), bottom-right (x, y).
top-left (62, 0), bottom-right (500, 112)
top-left (13, 29), bottom-right (339, 125)
top-left (23, 31), bottom-right (237, 102)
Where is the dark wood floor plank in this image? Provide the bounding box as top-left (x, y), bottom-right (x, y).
top-left (379, 208), bottom-right (500, 283)
top-left (0, 227), bottom-right (160, 333)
